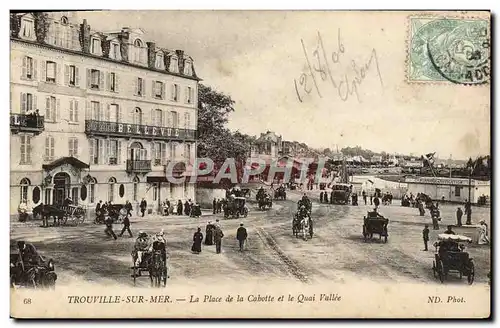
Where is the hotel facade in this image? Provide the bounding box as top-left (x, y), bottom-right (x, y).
top-left (10, 11), bottom-right (199, 215)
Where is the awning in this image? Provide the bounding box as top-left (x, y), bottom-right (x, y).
top-left (42, 156), bottom-right (90, 171)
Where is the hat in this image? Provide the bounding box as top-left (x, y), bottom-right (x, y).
top-left (158, 229), bottom-right (164, 236)
top-left (480, 220), bottom-right (486, 224)
top-left (240, 223), bottom-right (244, 226)
top-left (216, 219), bottom-right (220, 222)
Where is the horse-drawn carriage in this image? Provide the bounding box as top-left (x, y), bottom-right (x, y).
top-left (33, 204), bottom-right (86, 227)
top-left (274, 186), bottom-right (287, 200)
top-left (330, 183), bottom-right (351, 205)
top-left (362, 211), bottom-right (389, 243)
top-left (432, 234), bottom-right (474, 284)
top-left (131, 238), bottom-right (168, 287)
top-left (416, 193), bottom-right (433, 209)
top-left (10, 242), bottom-right (57, 289)
top-left (223, 196), bottom-right (248, 219)
top-left (256, 189), bottom-right (273, 210)
top-left (292, 211), bottom-right (313, 240)
top-left (95, 204), bottom-right (128, 224)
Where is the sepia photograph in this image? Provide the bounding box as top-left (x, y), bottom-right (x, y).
top-left (8, 9), bottom-right (491, 319)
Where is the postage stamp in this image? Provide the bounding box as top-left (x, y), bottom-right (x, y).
top-left (407, 16), bottom-right (490, 84)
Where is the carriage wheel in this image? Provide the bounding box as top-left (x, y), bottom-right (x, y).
top-left (384, 235), bottom-right (388, 243)
top-left (243, 210), bottom-right (248, 218)
top-left (432, 261), bottom-right (437, 278)
top-left (467, 261), bottom-right (475, 285)
top-left (437, 260), bottom-right (445, 283)
top-left (133, 267), bottom-right (137, 286)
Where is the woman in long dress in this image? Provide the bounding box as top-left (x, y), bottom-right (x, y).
top-left (204, 222), bottom-right (214, 245)
top-left (192, 227), bottom-right (203, 253)
top-left (478, 220), bottom-right (490, 245)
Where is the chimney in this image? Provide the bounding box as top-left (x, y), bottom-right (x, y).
top-left (102, 38), bottom-right (111, 58)
top-left (118, 29), bottom-right (129, 62)
top-left (146, 42), bottom-right (156, 69)
top-left (175, 49), bottom-right (185, 74)
top-left (80, 19), bottom-right (91, 53)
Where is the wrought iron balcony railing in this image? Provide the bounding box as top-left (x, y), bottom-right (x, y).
top-left (10, 113), bottom-right (45, 134)
top-left (85, 120), bottom-right (196, 142)
top-left (126, 160), bottom-right (152, 173)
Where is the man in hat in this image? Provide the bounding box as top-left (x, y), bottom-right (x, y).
top-left (456, 207), bottom-right (463, 227)
top-left (104, 213), bottom-right (117, 240)
top-left (153, 229), bottom-right (167, 262)
top-left (119, 212), bottom-right (133, 238)
top-left (422, 224), bottom-right (430, 251)
top-left (134, 231), bottom-right (151, 267)
top-left (140, 198), bottom-right (147, 217)
top-left (214, 225), bottom-right (224, 254)
top-left (444, 225), bottom-right (456, 235)
top-left (236, 223), bottom-right (248, 252)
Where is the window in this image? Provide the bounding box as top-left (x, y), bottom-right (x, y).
top-left (32, 186), bottom-right (41, 203)
top-left (134, 39), bottom-right (143, 47)
top-left (20, 17), bottom-right (35, 39)
top-left (154, 81), bottom-right (164, 99)
top-left (45, 136), bottom-right (55, 162)
top-left (108, 140), bottom-right (119, 165)
top-left (91, 101), bottom-right (101, 120)
top-left (171, 84), bottom-right (179, 101)
top-left (68, 65), bottom-right (77, 86)
top-left (119, 184), bottom-right (125, 198)
top-left (20, 136), bottom-right (31, 164)
top-left (133, 39), bottom-right (144, 63)
top-left (153, 183), bottom-right (158, 202)
top-left (89, 178), bottom-right (96, 203)
top-left (71, 187), bottom-right (79, 205)
top-left (455, 186), bottom-right (461, 197)
top-left (68, 138), bottom-right (79, 157)
top-left (185, 143), bottom-right (192, 161)
top-left (170, 143), bottom-right (177, 159)
top-left (20, 178), bottom-right (30, 203)
top-left (184, 112), bottom-right (191, 129)
top-left (111, 43), bottom-right (120, 60)
top-left (21, 93), bottom-right (35, 114)
top-left (133, 176), bottom-right (139, 201)
top-left (90, 69), bottom-right (100, 89)
top-left (109, 104), bottom-right (119, 122)
top-left (45, 96), bottom-right (56, 121)
top-left (186, 86), bottom-right (194, 104)
top-left (184, 59), bottom-right (193, 76)
top-left (170, 111), bottom-right (178, 128)
top-left (69, 99), bottom-right (79, 122)
top-left (154, 109), bottom-right (163, 126)
top-left (91, 38), bottom-right (101, 55)
top-left (81, 185), bottom-right (87, 201)
top-left (155, 52), bottom-right (164, 69)
top-left (136, 77), bottom-right (144, 96)
top-left (169, 55), bottom-right (179, 73)
top-left (108, 177), bottom-right (116, 202)
top-left (22, 56), bottom-right (36, 80)
top-left (89, 139), bottom-right (102, 165)
top-left (61, 16), bottom-right (68, 25)
top-left (133, 108), bottom-right (142, 125)
top-left (109, 72), bottom-right (117, 92)
top-left (46, 61), bottom-right (56, 83)
top-left (153, 142), bottom-right (166, 166)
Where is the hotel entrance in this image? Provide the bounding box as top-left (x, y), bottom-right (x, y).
top-left (53, 172), bottom-right (70, 205)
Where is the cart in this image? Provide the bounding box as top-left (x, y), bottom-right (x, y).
top-left (432, 234), bottom-right (474, 284)
top-left (363, 211), bottom-right (389, 243)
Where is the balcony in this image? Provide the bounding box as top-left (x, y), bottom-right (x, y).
top-left (85, 120), bottom-right (196, 142)
top-left (126, 160), bottom-right (152, 173)
top-left (10, 113), bottom-right (44, 135)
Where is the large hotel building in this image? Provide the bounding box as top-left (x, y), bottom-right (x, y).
top-left (10, 11), bottom-right (199, 215)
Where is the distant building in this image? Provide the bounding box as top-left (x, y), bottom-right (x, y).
top-left (405, 176), bottom-right (490, 203)
top-left (250, 131), bottom-right (282, 159)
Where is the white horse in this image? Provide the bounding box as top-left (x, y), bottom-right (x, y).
top-left (301, 216), bottom-right (310, 241)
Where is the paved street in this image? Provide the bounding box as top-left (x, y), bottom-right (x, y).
top-left (10, 191), bottom-right (491, 289)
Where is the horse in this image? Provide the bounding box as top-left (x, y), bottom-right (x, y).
top-left (148, 251), bottom-right (167, 287)
top-left (300, 217), bottom-right (311, 241)
top-left (33, 204), bottom-right (64, 227)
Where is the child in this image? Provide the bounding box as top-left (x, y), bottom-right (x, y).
top-left (422, 224), bottom-right (430, 251)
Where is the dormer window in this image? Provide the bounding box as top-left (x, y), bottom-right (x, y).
top-left (155, 52), bottom-right (164, 69)
top-left (110, 42), bottom-right (121, 60)
top-left (91, 37), bottom-right (102, 55)
top-left (60, 16), bottom-right (68, 25)
top-left (169, 55), bottom-right (179, 73)
top-left (133, 39), bottom-right (146, 64)
top-left (134, 39), bottom-right (143, 47)
top-left (20, 16), bottom-right (35, 40)
top-left (184, 59), bottom-right (193, 76)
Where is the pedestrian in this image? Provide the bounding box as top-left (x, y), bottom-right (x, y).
top-left (362, 190), bottom-right (367, 205)
top-left (236, 223), bottom-right (248, 251)
top-left (204, 221), bottom-right (214, 245)
top-left (465, 200), bottom-right (472, 225)
top-left (125, 200), bottom-right (133, 218)
top-left (370, 194), bottom-right (373, 205)
top-left (104, 213), bottom-right (117, 240)
top-left (422, 224), bottom-right (430, 251)
top-left (95, 200), bottom-right (103, 223)
top-left (444, 225), bottom-right (456, 235)
top-left (140, 198), bottom-right (147, 217)
top-left (184, 200), bottom-right (190, 216)
top-left (119, 214), bottom-right (133, 237)
top-left (213, 198), bottom-right (217, 214)
top-left (324, 192), bottom-right (328, 204)
top-left (191, 227), bottom-right (203, 254)
top-left (217, 199), bottom-right (222, 213)
top-left (431, 209), bottom-right (440, 230)
top-left (177, 200), bottom-right (183, 216)
top-left (319, 191), bottom-right (324, 203)
top-left (214, 226), bottom-right (224, 254)
top-left (456, 207), bottom-right (463, 227)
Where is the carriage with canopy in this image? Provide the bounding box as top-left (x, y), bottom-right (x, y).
top-left (131, 236), bottom-right (168, 287)
top-left (33, 204), bottom-right (86, 227)
top-left (274, 186), bottom-right (287, 200)
top-left (292, 210), bottom-right (313, 240)
top-left (331, 183), bottom-right (351, 205)
top-left (432, 234), bottom-right (474, 284)
top-left (10, 242), bottom-right (57, 289)
top-left (362, 211), bottom-right (389, 243)
top-left (223, 196), bottom-right (249, 219)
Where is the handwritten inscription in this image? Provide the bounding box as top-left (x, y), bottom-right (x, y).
top-left (294, 29), bottom-right (383, 103)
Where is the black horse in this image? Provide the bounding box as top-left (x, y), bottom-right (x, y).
top-left (32, 204), bottom-right (65, 227)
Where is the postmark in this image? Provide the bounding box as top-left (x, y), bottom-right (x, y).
top-left (408, 16), bottom-right (490, 84)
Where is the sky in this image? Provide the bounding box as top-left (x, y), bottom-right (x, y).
top-left (80, 10), bottom-right (490, 160)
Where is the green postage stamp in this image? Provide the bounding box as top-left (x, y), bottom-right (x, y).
top-left (408, 16), bottom-right (490, 84)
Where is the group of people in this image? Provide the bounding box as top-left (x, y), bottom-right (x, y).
top-left (132, 229), bottom-right (167, 270)
top-left (160, 199), bottom-right (201, 217)
top-left (212, 198), bottom-right (224, 214)
top-left (191, 219), bottom-right (249, 254)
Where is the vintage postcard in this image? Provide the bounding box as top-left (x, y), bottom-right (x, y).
top-left (9, 10), bottom-right (491, 319)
